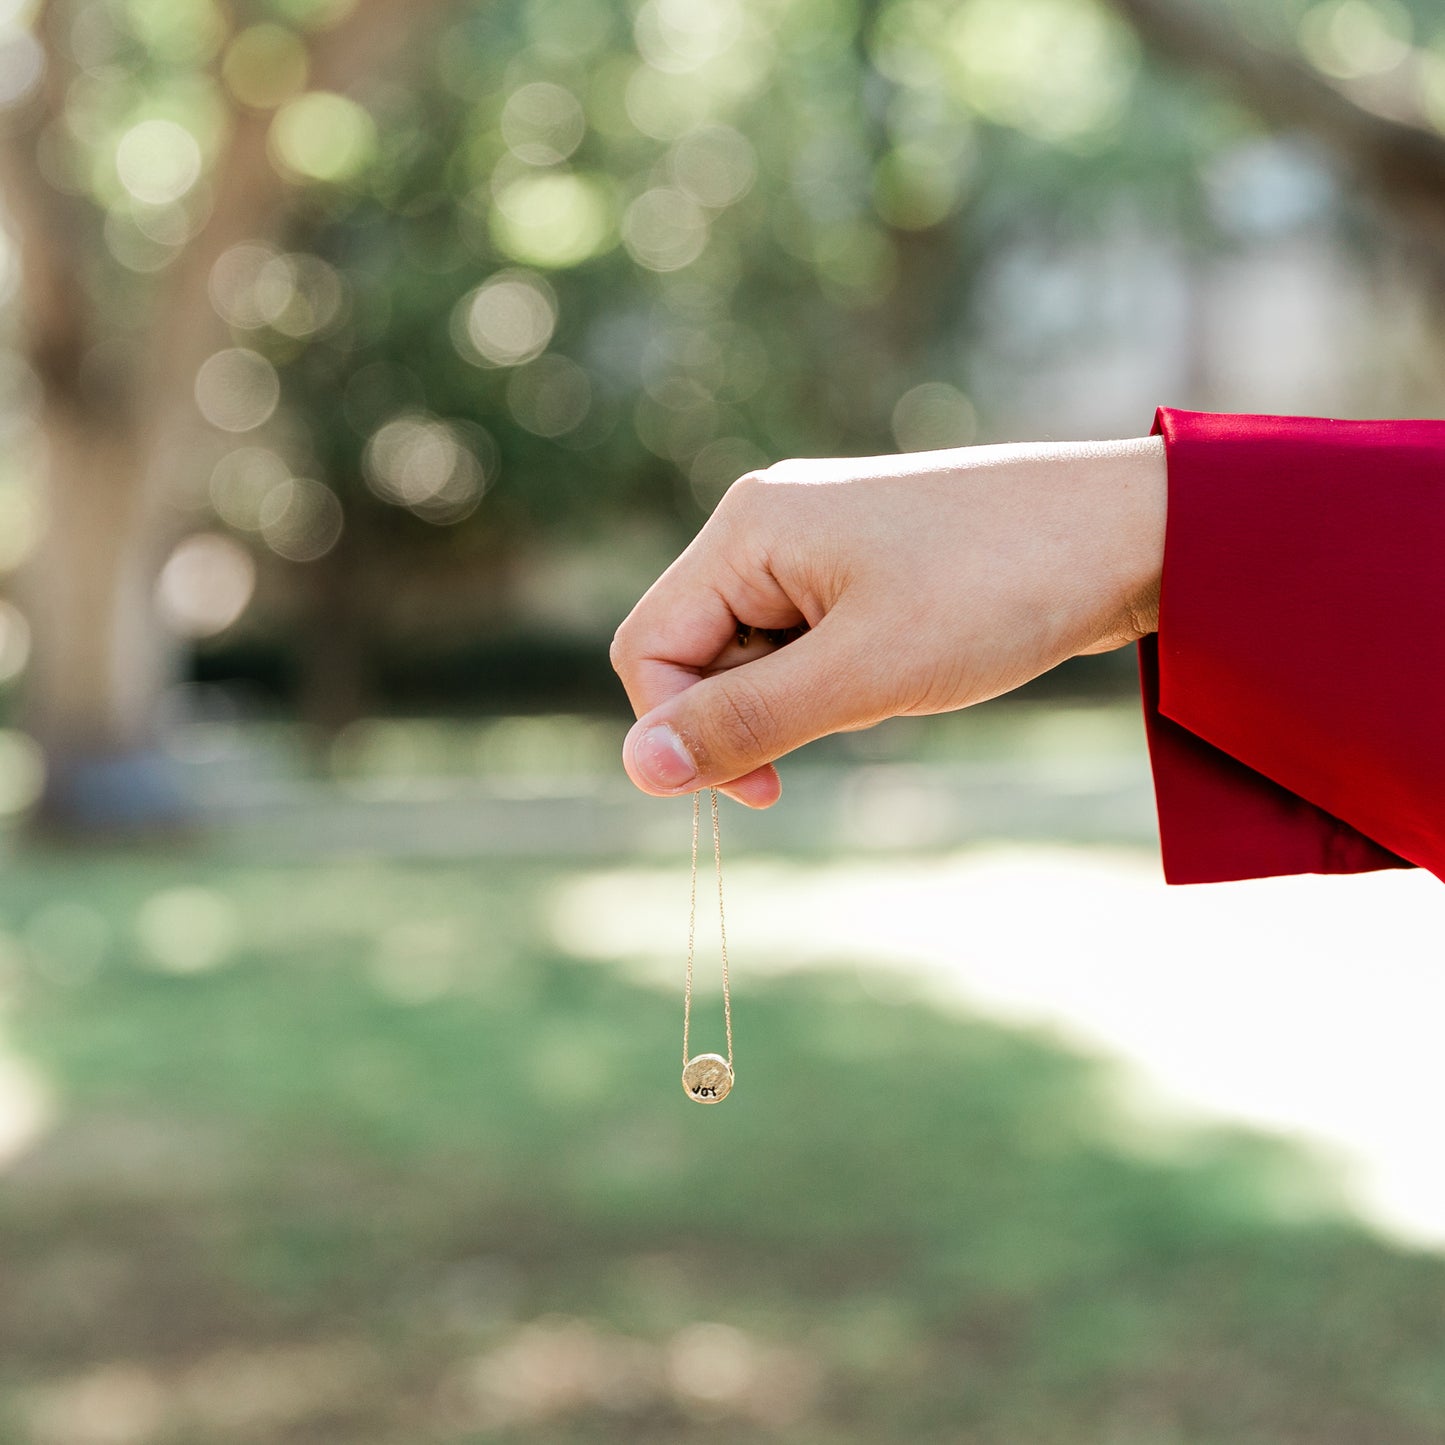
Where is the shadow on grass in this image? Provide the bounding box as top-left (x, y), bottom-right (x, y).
top-left (0, 853), bottom-right (1443, 1444)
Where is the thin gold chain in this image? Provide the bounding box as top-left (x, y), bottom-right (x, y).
top-left (713, 785), bottom-right (734, 1066)
top-left (683, 787), bottom-right (732, 1068)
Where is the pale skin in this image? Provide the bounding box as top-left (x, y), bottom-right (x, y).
top-left (610, 436), bottom-right (1168, 807)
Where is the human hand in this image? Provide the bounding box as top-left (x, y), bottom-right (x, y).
top-left (610, 436), bottom-right (1167, 807)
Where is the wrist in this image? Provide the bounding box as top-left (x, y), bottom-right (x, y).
top-left (1124, 435), bottom-right (1167, 635)
top-left (1092, 435), bottom-right (1166, 639)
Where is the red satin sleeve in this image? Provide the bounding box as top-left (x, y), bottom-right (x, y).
top-left (1139, 406), bottom-right (1445, 884)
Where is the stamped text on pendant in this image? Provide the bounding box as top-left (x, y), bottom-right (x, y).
top-left (681, 1052), bottom-right (733, 1104)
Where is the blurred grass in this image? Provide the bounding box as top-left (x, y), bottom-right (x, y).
top-left (1, 838), bottom-right (1445, 1443)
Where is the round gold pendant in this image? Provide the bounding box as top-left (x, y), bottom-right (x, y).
top-left (682, 1053), bottom-right (733, 1104)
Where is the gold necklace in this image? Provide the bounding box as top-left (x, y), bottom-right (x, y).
top-left (682, 786), bottom-right (734, 1103)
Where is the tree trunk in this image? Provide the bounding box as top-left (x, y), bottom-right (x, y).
top-left (295, 523), bottom-right (375, 744)
top-left (20, 403), bottom-right (189, 835)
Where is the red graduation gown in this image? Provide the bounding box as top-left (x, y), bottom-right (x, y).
top-left (1140, 406), bottom-right (1445, 884)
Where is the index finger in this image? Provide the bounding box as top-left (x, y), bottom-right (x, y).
top-left (610, 531), bottom-right (807, 720)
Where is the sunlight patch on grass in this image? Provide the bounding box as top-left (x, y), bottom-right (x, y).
top-left (437, 1315), bottom-right (821, 1434)
top-left (549, 845), bottom-right (1445, 1249)
top-left (21, 1341), bottom-right (380, 1444)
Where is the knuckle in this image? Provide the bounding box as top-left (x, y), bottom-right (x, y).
top-left (608, 624), bottom-right (634, 674)
top-left (717, 468), bottom-right (771, 514)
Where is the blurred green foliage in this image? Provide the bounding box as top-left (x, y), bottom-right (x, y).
top-left (266, 0), bottom-right (1225, 552)
top-left (221, 0), bottom-right (1445, 559)
top-left (16, 0), bottom-right (1445, 728)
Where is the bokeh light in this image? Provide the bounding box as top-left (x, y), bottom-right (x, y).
top-left (688, 435), bottom-right (769, 511)
top-left (269, 91), bottom-right (376, 183)
top-left (1423, 54), bottom-right (1445, 136)
top-left (114, 119), bottom-right (203, 205)
top-left (363, 414), bottom-right (488, 523)
top-left (222, 23), bottom-right (309, 110)
top-left (195, 348), bottom-right (282, 432)
top-left (103, 209), bottom-right (179, 273)
top-left (668, 1323), bottom-right (761, 1412)
top-left (135, 887), bottom-right (239, 975)
top-left (622, 187), bottom-right (707, 271)
top-left (452, 270), bottom-right (557, 367)
top-left (872, 143), bottom-right (967, 229)
top-left (501, 81), bottom-right (586, 166)
top-left (633, 0), bottom-right (743, 74)
top-left (505, 354), bottom-right (592, 437)
top-left (623, 62), bottom-right (712, 141)
top-left (124, 0), bottom-right (225, 65)
top-left (813, 223), bottom-right (897, 305)
top-left (633, 381), bottom-right (720, 463)
top-left (0, 474), bottom-right (44, 574)
top-left (0, 228), bottom-right (18, 308)
top-left (489, 170), bottom-right (614, 268)
top-left (258, 476), bottom-right (344, 560)
top-left (129, 199), bottom-right (195, 247)
top-left (0, 728), bottom-right (44, 815)
top-left (252, 252), bottom-right (346, 338)
top-left (875, 0), bottom-right (1139, 147)
top-left (1298, 0), bottom-right (1412, 80)
top-left (0, 599), bottom-right (31, 684)
top-left (0, 30), bottom-right (43, 109)
top-left (209, 241), bottom-right (280, 328)
top-left (668, 124), bottom-right (756, 209)
top-left (155, 533), bottom-right (257, 638)
top-left (272, 0), bottom-right (357, 27)
top-left (890, 381), bottom-right (978, 451)
top-left (209, 446), bottom-right (291, 531)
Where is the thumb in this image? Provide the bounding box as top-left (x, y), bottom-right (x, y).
top-left (622, 619), bottom-right (873, 800)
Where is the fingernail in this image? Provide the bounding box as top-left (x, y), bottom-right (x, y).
top-left (633, 723), bottom-right (698, 790)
